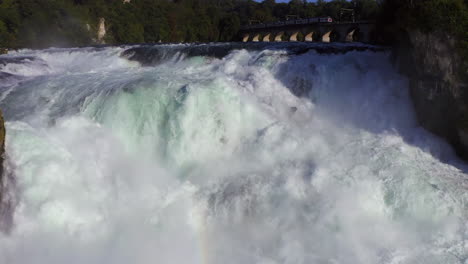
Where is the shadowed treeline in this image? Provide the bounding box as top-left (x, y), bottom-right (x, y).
top-left (0, 0), bottom-right (379, 48)
top-left (0, 0), bottom-right (467, 55)
top-left (378, 0), bottom-right (468, 70)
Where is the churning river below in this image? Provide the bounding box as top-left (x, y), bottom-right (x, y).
top-left (0, 43), bottom-right (467, 264)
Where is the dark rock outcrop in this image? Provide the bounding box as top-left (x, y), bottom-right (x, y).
top-left (0, 109), bottom-right (5, 200)
top-left (394, 30), bottom-right (468, 158)
top-left (0, 109), bottom-right (13, 233)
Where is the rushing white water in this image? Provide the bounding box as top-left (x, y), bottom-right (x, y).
top-left (0, 44), bottom-right (467, 264)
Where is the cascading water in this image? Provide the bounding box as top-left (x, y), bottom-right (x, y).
top-left (0, 43), bottom-right (466, 264)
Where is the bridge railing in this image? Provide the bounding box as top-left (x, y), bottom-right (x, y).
top-left (241, 17), bottom-right (331, 30)
top-left (240, 17), bottom-right (374, 31)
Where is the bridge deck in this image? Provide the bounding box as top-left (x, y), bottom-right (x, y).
top-left (239, 21), bottom-right (376, 43)
top-left (240, 21), bottom-right (375, 31)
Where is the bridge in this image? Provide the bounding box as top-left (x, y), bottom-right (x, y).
top-left (239, 20), bottom-right (376, 43)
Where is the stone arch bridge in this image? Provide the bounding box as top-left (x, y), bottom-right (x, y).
top-left (240, 21), bottom-right (375, 43)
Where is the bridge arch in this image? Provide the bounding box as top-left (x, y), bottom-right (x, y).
top-left (321, 29), bottom-right (340, 43)
top-left (273, 31), bottom-right (284, 42)
top-left (350, 28), bottom-right (360, 42)
top-left (240, 21), bottom-right (376, 43)
top-left (348, 26), bottom-right (374, 43)
top-left (251, 33), bottom-right (261, 42)
top-left (304, 31), bottom-right (315, 41)
top-left (344, 27), bottom-right (359, 42)
top-left (289, 31), bottom-right (299, 41)
top-left (303, 28), bottom-right (319, 41)
top-left (262, 33), bottom-right (272, 42)
top-left (285, 31), bottom-right (306, 42)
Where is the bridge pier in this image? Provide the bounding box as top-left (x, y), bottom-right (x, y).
top-left (358, 24), bottom-right (375, 43)
top-left (242, 34), bottom-right (249, 43)
top-left (263, 33), bottom-right (271, 42)
top-left (360, 33), bottom-right (370, 43)
top-left (336, 27), bottom-right (359, 42)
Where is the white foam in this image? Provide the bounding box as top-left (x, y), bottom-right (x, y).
top-left (0, 47), bottom-right (137, 77)
top-left (0, 45), bottom-right (466, 264)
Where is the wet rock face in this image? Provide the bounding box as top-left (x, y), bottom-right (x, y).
top-left (0, 109), bottom-right (14, 233)
top-left (97, 18), bottom-right (106, 44)
top-left (0, 109), bottom-right (4, 198)
top-left (0, 111), bottom-right (5, 179)
top-left (0, 109), bottom-right (5, 229)
top-left (395, 31), bottom-right (468, 158)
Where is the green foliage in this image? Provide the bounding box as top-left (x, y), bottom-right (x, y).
top-left (219, 13), bottom-right (240, 42)
top-left (0, 20), bottom-right (14, 47)
top-left (378, 0), bottom-right (468, 77)
top-left (0, 0), bottom-right (93, 48)
top-left (0, 0), bottom-right (381, 48)
top-left (0, 0), bottom-right (19, 47)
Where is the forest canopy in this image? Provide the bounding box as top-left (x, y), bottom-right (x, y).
top-left (0, 0), bottom-right (379, 48)
top-left (0, 0), bottom-right (467, 49)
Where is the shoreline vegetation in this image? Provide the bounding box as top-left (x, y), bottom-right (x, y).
top-left (1, 0), bottom-right (378, 49)
top-left (0, 1), bottom-right (466, 56)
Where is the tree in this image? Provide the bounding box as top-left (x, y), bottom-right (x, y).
top-left (0, 0), bottom-right (385, 48)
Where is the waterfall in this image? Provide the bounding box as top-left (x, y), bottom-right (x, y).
top-left (0, 44), bottom-right (466, 264)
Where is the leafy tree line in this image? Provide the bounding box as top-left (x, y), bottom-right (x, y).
top-left (0, 0), bottom-right (379, 48)
top-left (377, 0), bottom-right (468, 73)
top-left (1, 0), bottom-right (467, 50)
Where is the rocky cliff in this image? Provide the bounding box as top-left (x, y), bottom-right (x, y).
top-left (97, 17), bottom-right (106, 44)
top-left (0, 109), bottom-right (14, 233)
top-left (0, 109), bottom-right (4, 190)
top-left (0, 109), bottom-right (5, 225)
top-left (0, 109), bottom-right (4, 181)
top-left (394, 30), bottom-right (468, 158)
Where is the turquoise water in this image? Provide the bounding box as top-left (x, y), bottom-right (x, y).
top-left (0, 44), bottom-right (466, 264)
